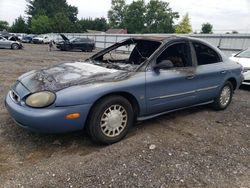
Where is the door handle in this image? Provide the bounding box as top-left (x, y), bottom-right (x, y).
top-left (221, 70), bottom-right (227, 74)
top-left (186, 75), bottom-right (195, 80)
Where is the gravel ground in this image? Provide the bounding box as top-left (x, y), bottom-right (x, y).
top-left (0, 44), bottom-right (249, 188)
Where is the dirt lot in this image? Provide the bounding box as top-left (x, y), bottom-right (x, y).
top-left (0, 44), bottom-right (249, 188)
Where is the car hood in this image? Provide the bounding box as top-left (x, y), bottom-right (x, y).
top-left (60, 34), bottom-right (69, 41)
top-left (17, 61), bottom-right (130, 93)
top-left (230, 56), bottom-right (250, 68)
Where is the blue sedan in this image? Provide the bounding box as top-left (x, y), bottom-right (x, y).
top-left (5, 36), bottom-right (243, 144)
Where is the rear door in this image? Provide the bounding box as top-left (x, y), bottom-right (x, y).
top-left (190, 40), bottom-right (229, 103)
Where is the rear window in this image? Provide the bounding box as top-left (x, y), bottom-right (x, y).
top-left (193, 42), bottom-right (221, 65)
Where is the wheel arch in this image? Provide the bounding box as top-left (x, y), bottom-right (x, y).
top-left (86, 91), bottom-right (140, 123)
top-left (227, 77), bottom-right (237, 90)
top-left (11, 43), bottom-right (19, 48)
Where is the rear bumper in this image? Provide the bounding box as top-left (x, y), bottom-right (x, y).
top-left (5, 92), bottom-right (92, 133)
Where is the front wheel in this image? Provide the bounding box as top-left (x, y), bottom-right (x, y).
top-left (213, 81), bottom-right (233, 110)
top-left (87, 95), bottom-right (134, 144)
top-left (11, 43), bottom-right (19, 50)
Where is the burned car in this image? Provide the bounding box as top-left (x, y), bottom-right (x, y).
top-left (0, 36), bottom-right (23, 49)
top-left (5, 36), bottom-right (243, 144)
top-left (56, 34), bottom-right (95, 52)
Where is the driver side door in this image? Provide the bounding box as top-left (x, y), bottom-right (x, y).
top-left (145, 41), bottom-right (198, 115)
top-left (0, 37), bottom-right (10, 48)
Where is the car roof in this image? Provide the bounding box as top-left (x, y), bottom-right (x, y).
top-left (130, 36), bottom-right (203, 43)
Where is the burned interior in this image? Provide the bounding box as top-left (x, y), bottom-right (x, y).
top-left (89, 38), bottom-right (162, 71)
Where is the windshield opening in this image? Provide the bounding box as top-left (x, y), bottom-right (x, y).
top-left (90, 38), bottom-right (161, 71)
top-left (236, 49), bottom-right (250, 58)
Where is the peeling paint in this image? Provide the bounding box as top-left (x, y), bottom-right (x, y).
top-left (18, 61), bottom-right (134, 93)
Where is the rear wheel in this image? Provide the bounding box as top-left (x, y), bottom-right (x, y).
top-left (213, 81), bottom-right (233, 110)
top-left (87, 95), bottom-right (134, 144)
top-left (11, 43), bottom-right (19, 50)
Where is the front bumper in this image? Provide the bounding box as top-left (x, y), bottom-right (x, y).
top-left (5, 92), bottom-right (92, 133)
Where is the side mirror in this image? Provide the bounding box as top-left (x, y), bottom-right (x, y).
top-left (153, 60), bottom-right (174, 70)
top-left (231, 53), bottom-right (236, 57)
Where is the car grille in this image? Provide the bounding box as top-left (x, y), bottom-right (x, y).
top-left (10, 90), bottom-right (20, 103)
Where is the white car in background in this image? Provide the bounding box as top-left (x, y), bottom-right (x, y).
top-left (32, 35), bottom-right (51, 44)
top-left (230, 48), bottom-right (250, 85)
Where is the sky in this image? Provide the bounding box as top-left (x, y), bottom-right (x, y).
top-left (0, 0), bottom-right (250, 33)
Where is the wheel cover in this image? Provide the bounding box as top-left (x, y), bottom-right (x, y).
top-left (13, 44), bottom-right (18, 49)
top-left (220, 85), bottom-right (231, 107)
top-left (100, 104), bottom-right (128, 137)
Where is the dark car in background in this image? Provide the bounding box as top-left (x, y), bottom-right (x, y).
top-left (22, 34), bottom-right (37, 43)
top-left (56, 34), bottom-right (95, 52)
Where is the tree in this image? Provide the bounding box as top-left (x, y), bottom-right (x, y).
top-left (107, 0), bottom-right (179, 33)
top-left (31, 15), bottom-right (51, 34)
top-left (50, 12), bottom-right (72, 33)
top-left (232, 30), bottom-right (238, 34)
top-left (26, 0), bottom-right (78, 21)
top-left (0, 20), bottom-right (9, 31)
top-left (11, 16), bottom-right (28, 33)
top-left (26, 0), bottom-right (78, 32)
top-left (144, 0), bottom-right (179, 33)
top-left (124, 0), bottom-right (146, 33)
top-left (201, 22), bottom-right (213, 34)
top-left (77, 17), bottom-right (108, 32)
top-left (108, 0), bottom-right (127, 28)
top-left (175, 13), bottom-right (192, 34)
top-left (93, 18), bottom-right (108, 31)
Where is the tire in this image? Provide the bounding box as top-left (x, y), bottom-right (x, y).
top-left (87, 95), bottom-right (134, 144)
top-left (213, 81), bottom-right (233, 110)
top-left (11, 43), bottom-right (19, 50)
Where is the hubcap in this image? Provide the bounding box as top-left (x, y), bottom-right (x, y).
top-left (13, 44), bottom-right (18, 49)
top-left (100, 105), bottom-right (128, 137)
top-left (220, 85), bottom-right (231, 107)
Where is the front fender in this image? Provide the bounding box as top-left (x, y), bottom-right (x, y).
top-left (55, 74), bottom-right (147, 115)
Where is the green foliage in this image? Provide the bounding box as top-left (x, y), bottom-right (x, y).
top-left (50, 12), bottom-right (72, 33)
top-left (175, 13), bottom-right (192, 34)
top-left (77, 18), bottom-right (108, 32)
top-left (201, 22), bottom-right (213, 34)
top-left (0, 20), bottom-right (9, 31)
top-left (145, 0), bottom-right (179, 33)
top-left (31, 15), bottom-right (51, 34)
top-left (108, 0), bottom-right (127, 28)
top-left (11, 16), bottom-right (28, 33)
top-left (26, 0), bottom-right (78, 33)
top-left (26, 0), bottom-right (78, 22)
top-left (124, 0), bottom-right (146, 33)
top-left (108, 0), bottom-right (179, 33)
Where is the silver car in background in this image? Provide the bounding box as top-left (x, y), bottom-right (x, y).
top-left (0, 36), bottom-right (23, 50)
top-left (230, 48), bottom-right (250, 85)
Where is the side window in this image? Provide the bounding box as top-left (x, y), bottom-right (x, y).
top-left (156, 42), bottom-right (191, 67)
top-left (193, 42), bottom-right (221, 65)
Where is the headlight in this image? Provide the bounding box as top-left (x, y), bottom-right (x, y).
top-left (26, 91), bottom-right (56, 108)
top-left (243, 67), bottom-right (250, 73)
